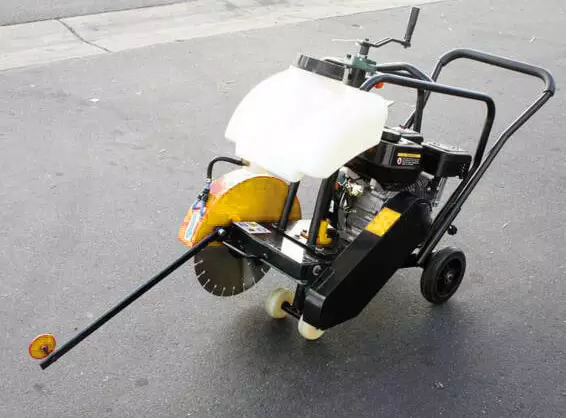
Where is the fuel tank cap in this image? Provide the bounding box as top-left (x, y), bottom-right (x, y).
top-left (294, 54), bottom-right (346, 82)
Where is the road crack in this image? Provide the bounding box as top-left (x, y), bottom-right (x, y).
top-left (57, 19), bottom-right (112, 53)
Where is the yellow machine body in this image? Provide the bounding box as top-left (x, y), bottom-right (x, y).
top-left (178, 169), bottom-right (302, 248)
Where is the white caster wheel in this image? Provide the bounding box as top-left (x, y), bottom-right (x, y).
top-left (265, 288), bottom-right (294, 319)
top-left (298, 316), bottom-right (325, 341)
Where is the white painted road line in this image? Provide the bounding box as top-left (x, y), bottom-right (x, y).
top-left (0, 0), bottom-right (445, 71)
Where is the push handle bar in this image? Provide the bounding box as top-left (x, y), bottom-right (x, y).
top-left (362, 72), bottom-right (496, 171)
top-left (405, 48), bottom-right (555, 129)
top-left (360, 73), bottom-right (496, 107)
top-left (434, 48), bottom-right (555, 94)
top-left (399, 49), bottom-right (555, 264)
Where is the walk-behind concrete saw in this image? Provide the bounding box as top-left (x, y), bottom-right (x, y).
top-left (30, 7), bottom-right (556, 367)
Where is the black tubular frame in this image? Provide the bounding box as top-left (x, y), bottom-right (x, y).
top-left (365, 48), bottom-right (555, 265)
top-left (360, 72), bottom-right (497, 172)
top-left (412, 51), bottom-right (555, 264)
top-left (374, 62), bottom-right (433, 83)
top-left (373, 63), bottom-right (434, 132)
top-left (416, 89), bottom-right (553, 264)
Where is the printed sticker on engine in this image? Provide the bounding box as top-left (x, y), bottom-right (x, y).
top-left (395, 152), bottom-right (421, 166)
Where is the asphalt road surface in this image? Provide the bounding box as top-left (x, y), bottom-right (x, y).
top-left (1, 0), bottom-right (565, 417)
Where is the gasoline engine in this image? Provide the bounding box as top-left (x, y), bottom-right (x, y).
top-left (334, 126), bottom-right (470, 245)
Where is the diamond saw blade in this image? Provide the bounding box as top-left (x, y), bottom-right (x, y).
top-left (194, 245), bottom-right (269, 296)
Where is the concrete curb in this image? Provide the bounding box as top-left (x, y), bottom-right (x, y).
top-left (0, 0), bottom-right (444, 71)
top-left (0, 20), bottom-right (103, 71)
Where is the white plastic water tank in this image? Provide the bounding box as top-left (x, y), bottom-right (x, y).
top-left (225, 64), bottom-right (389, 182)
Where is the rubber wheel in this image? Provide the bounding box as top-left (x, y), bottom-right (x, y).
top-left (297, 316), bottom-right (325, 341)
top-left (420, 247), bottom-right (466, 304)
top-left (265, 288), bottom-right (295, 319)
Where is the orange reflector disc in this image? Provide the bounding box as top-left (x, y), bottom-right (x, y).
top-left (374, 82), bottom-right (385, 89)
top-left (29, 334), bottom-right (56, 359)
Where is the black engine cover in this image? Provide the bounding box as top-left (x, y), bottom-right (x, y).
top-left (346, 135), bottom-right (423, 189)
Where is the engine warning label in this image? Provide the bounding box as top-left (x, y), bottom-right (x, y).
top-left (395, 152), bottom-right (421, 166)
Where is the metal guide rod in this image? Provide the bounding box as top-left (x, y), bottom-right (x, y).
top-left (40, 229), bottom-right (224, 370)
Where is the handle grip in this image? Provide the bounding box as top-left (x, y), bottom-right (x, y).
top-left (403, 7), bottom-right (420, 47)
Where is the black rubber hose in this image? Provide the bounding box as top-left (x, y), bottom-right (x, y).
top-left (206, 157), bottom-right (246, 180)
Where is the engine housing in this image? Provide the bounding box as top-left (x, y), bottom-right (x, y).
top-left (336, 169), bottom-right (437, 244)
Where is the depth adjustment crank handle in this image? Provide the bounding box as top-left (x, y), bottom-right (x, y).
top-left (403, 7), bottom-right (420, 47)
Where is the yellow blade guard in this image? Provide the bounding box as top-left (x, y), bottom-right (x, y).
top-left (178, 169), bottom-right (301, 248)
